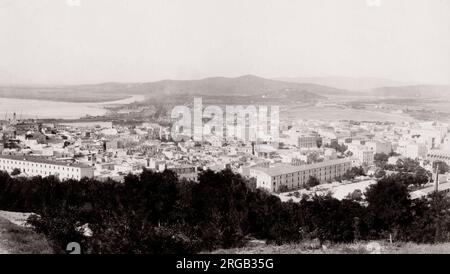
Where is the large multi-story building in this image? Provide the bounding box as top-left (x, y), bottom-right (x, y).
top-left (366, 140), bottom-right (392, 155)
top-left (405, 143), bottom-right (428, 159)
top-left (410, 128), bottom-right (443, 149)
top-left (354, 149), bottom-right (374, 166)
top-left (347, 144), bottom-right (374, 166)
top-left (0, 155), bottom-right (94, 180)
top-left (319, 131), bottom-right (338, 146)
top-left (427, 149), bottom-right (450, 166)
top-left (298, 135), bottom-right (320, 149)
top-left (249, 158), bottom-right (352, 192)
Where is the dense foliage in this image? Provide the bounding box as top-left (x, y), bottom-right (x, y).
top-left (324, 143), bottom-right (347, 154)
top-left (306, 176), bottom-right (321, 187)
top-left (374, 153), bottom-right (389, 168)
top-left (0, 169), bottom-right (449, 254)
top-left (433, 161), bottom-right (450, 174)
top-left (341, 166), bottom-right (366, 181)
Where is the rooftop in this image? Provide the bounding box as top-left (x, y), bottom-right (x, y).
top-left (0, 154), bottom-right (92, 169)
top-left (251, 158), bottom-right (353, 177)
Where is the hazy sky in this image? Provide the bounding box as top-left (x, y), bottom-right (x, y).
top-left (0, 0), bottom-right (449, 85)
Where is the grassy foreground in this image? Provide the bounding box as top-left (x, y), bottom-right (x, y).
top-left (210, 241), bottom-right (450, 254)
top-left (0, 215), bottom-right (53, 254)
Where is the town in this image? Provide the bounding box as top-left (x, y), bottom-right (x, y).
top-left (1, 111), bottom-right (449, 202)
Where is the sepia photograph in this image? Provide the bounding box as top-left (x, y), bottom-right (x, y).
top-left (1, 0), bottom-right (450, 266)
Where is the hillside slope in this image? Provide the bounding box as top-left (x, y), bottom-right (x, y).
top-left (0, 75), bottom-right (339, 103)
top-left (210, 241), bottom-right (450, 254)
top-left (0, 213), bottom-right (53, 254)
top-left (276, 76), bottom-right (411, 91)
top-left (371, 85), bottom-right (450, 98)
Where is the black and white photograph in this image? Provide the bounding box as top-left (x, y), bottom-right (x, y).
top-left (1, 0), bottom-right (450, 263)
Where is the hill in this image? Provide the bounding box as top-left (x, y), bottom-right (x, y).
top-left (0, 212), bottom-right (53, 254)
top-left (125, 75), bottom-right (340, 96)
top-left (0, 75), bottom-right (337, 103)
top-left (371, 85), bottom-right (450, 98)
top-left (275, 76), bottom-right (411, 91)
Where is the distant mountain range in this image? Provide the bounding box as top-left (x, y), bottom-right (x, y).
top-left (276, 77), bottom-right (450, 99)
top-left (0, 75), bottom-right (342, 103)
top-left (110, 75), bottom-right (348, 97)
top-left (371, 85), bottom-right (450, 98)
top-left (0, 75), bottom-right (449, 103)
top-left (275, 76), bottom-right (414, 91)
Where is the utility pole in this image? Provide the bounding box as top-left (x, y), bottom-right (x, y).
top-left (435, 162), bottom-right (439, 192)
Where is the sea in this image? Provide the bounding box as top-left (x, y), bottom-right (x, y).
top-left (0, 95), bottom-right (145, 119)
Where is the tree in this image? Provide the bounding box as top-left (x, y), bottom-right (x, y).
top-left (306, 176), bottom-right (320, 188)
top-left (342, 166), bottom-right (365, 181)
top-left (316, 138), bottom-right (323, 148)
top-left (388, 150), bottom-right (400, 157)
top-left (2, 166), bottom-right (448, 253)
top-left (374, 169), bottom-right (386, 179)
top-left (300, 195), bottom-right (367, 244)
top-left (433, 161), bottom-right (450, 174)
top-left (324, 143), bottom-right (347, 154)
top-left (407, 192), bottom-right (450, 243)
top-left (376, 172), bottom-right (428, 188)
top-left (374, 153), bottom-right (389, 167)
top-left (11, 168), bottom-right (21, 176)
top-left (278, 185), bottom-right (289, 193)
top-left (365, 177), bottom-right (412, 239)
top-left (395, 158), bottom-right (421, 173)
top-left (346, 189), bottom-right (363, 201)
top-left (413, 167), bottom-right (431, 186)
top-left (427, 192), bottom-right (450, 242)
top-left (307, 152), bottom-right (322, 164)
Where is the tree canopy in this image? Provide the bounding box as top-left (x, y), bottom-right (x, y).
top-left (0, 169), bottom-right (448, 253)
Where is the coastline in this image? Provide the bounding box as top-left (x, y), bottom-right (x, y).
top-left (0, 95), bottom-right (146, 120)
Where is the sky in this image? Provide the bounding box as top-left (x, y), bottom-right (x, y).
top-left (0, 0), bottom-right (449, 85)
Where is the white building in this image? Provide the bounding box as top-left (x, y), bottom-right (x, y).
top-left (410, 128), bottom-right (443, 149)
top-left (347, 144), bottom-right (374, 166)
top-left (298, 135), bottom-right (319, 149)
top-left (249, 158), bottom-right (352, 192)
top-left (366, 140), bottom-right (392, 155)
top-left (0, 155), bottom-right (94, 180)
top-left (427, 149), bottom-right (450, 166)
top-left (354, 149), bottom-right (374, 166)
top-left (405, 143), bottom-right (428, 159)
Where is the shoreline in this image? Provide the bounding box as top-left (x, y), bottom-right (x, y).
top-left (0, 94), bottom-right (145, 104)
top-left (0, 95), bottom-right (146, 120)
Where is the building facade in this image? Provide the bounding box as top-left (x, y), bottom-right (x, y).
top-left (354, 149), bottom-right (374, 166)
top-left (427, 149), bottom-right (450, 166)
top-left (366, 141), bottom-right (392, 154)
top-left (0, 155), bottom-right (94, 180)
top-left (298, 135), bottom-right (319, 149)
top-left (406, 143), bottom-right (428, 159)
top-left (249, 158), bottom-right (352, 192)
